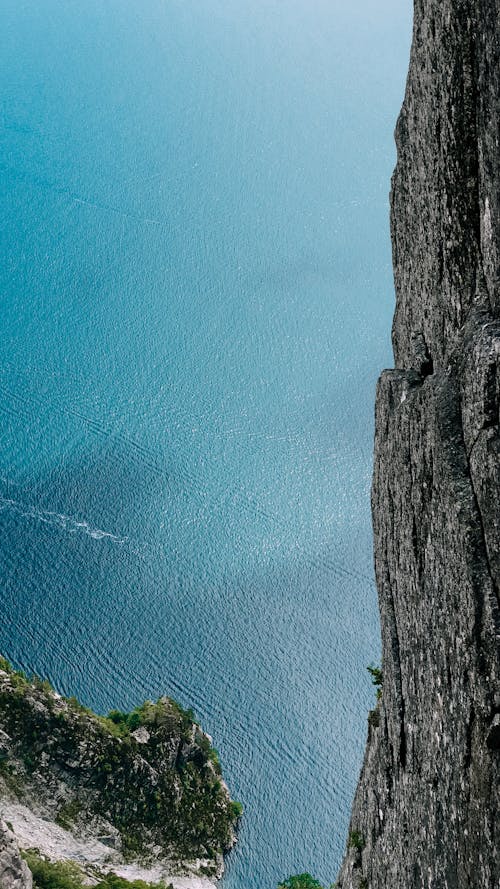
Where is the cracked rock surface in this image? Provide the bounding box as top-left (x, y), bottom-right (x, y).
top-left (0, 821), bottom-right (32, 889)
top-left (0, 663), bottom-right (236, 888)
top-left (337, 1), bottom-right (499, 887)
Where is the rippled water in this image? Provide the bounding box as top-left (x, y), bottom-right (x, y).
top-left (0, 2), bottom-right (411, 886)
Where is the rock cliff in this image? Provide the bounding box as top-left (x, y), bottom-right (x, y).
top-left (0, 821), bottom-right (32, 889)
top-left (338, 1), bottom-right (499, 887)
top-left (0, 659), bottom-right (239, 888)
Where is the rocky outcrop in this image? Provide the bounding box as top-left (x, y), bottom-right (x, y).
top-left (338, 2), bottom-right (499, 888)
top-left (0, 821), bottom-right (32, 889)
top-left (0, 659), bottom-right (239, 887)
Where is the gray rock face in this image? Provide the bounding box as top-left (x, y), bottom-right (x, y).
top-left (338, 2), bottom-right (499, 887)
top-left (0, 666), bottom-right (237, 885)
top-left (0, 821), bottom-right (32, 889)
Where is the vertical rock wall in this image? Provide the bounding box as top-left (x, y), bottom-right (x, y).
top-left (338, 2), bottom-right (499, 887)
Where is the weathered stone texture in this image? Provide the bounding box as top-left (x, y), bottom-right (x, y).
top-left (338, 1), bottom-right (499, 887)
top-left (0, 666), bottom-right (236, 885)
top-left (0, 821), bottom-right (32, 889)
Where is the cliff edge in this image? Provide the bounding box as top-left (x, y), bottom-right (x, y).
top-left (0, 659), bottom-right (239, 889)
top-left (338, 1), bottom-right (499, 887)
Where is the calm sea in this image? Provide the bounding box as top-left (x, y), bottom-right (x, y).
top-left (0, 1), bottom-right (411, 886)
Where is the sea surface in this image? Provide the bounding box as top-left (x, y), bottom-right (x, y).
top-left (0, 2), bottom-right (412, 886)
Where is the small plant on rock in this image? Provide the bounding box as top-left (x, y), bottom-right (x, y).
top-left (277, 876), bottom-right (324, 889)
top-left (367, 665), bottom-right (383, 701)
top-left (348, 830), bottom-right (365, 851)
top-left (230, 800), bottom-right (243, 819)
top-left (23, 850), bottom-right (173, 889)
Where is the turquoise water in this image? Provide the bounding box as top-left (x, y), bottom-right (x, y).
top-left (0, 1), bottom-right (412, 886)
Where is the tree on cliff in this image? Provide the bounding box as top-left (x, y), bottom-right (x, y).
top-left (277, 875), bottom-right (327, 889)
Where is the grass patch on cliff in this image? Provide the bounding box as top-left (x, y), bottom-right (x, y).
top-left (0, 656), bottom-right (52, 696)
top-left (23, 853), bottom-right (84, 889)
top-left (97, 878), bottom-right (174, 889)
top-left (230, 800), bottom-right (243, 819)
top-left (348, 829), bottom-right (365, 851)
top-left (367, 664), bottom-right (383, 701)
top-left (0, 655), bottom-right (13, 673)
top-left (0, 653), bottom-right (202, 749)
top-left (22, 850), bottom-right (174, 889)
top-left (1, 652), bottom-right (240, 860)
top-left (277, 875), bottom-right (332, 889)
top-left (0, 756), bottom-right (26, 797)
top-left (102, 698), bottom-right (196, 740)
top-left (55, 800), bottom-right (83, 830)
top-left (0, 655), bottom-right (191, 737)
top-left (0, 657), bottom-right (30, 695)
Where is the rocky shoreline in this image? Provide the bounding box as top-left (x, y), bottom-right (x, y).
top-left (0, 658), bottom-right (240, 889)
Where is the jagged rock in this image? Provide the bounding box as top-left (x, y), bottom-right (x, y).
top-left (0, 821), bottom-right (32, 889)
top-left (131, 727), bottom-right (151, 745)
top-left (0, 662), bottom-right (237, 886)
top-left (337, 2), bottom-right (499, 887)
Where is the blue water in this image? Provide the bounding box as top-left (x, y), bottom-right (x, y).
top-left (0, 2), bottom-right (412, 886)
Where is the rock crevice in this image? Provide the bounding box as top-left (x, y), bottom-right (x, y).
top-left (338, 1), bottom-right (499, 887)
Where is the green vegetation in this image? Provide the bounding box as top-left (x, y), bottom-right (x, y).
top-left (348, 830), bottom-right (365, 851)
top-left (32, 676), bottom-right (54, 694)
top-left (195, 731), bottom-right (222, 774)
top-left (230, 800), bottom-right (243, 819)
top-left (277, 876), bottom-right (325, 889)
top-left (96, 878), bottom-right (174, 889)
top-left (276, 876), bottom-right (338, 889)
top-left (101, 698), bottom-right (197, 741)
top-left (0, 757), bottom-right (25, 796)
top-left (66, 697), bottom-right (93, 717)
top-left (0, 657), bottom-right (174, 741)
top-left (22, 853), bottom-right (84, 889)
top-left (121, 831), bottom-right (144, 859)
top-left (0, 655), bottom-right (12, 673)
top-left (0, 653), bottom-right (239, 861)
top-left (0, 655), bottom-right (198, 744)
top-left (0, 656), bottom-right (29, 689)
top-left (367, 664), bottom-right (383, 701)
top-left (22, 851), bottom-right (173, 889)
top-left (55, 800), bottom-right (83, 830)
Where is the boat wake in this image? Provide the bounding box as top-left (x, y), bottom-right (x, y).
top-left (0, 496), bottom-right (127, 544)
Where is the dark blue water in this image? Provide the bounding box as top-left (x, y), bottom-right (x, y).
top-left (0, 2), bottom-right (412, 886)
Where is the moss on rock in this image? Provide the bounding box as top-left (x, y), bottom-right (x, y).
top-left (0, 657), bottom-right (239, 865)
